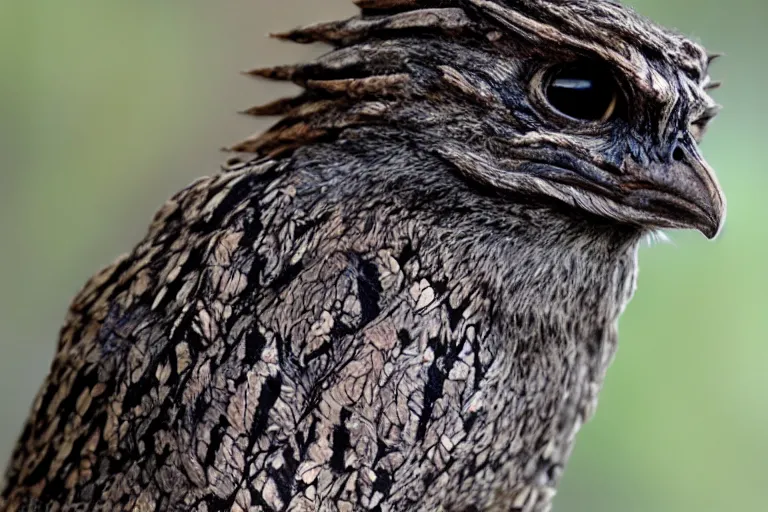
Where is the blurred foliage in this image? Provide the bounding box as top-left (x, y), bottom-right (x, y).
top-left (0, 1), bottom-right (765, 511)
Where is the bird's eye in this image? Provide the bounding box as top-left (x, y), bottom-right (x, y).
top-left (545, 62), bottom-right (620, 122)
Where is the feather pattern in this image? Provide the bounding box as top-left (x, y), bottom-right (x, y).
top-left (1, 2), bottom-right (724, 511)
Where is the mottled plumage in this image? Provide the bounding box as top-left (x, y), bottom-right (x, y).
top-left (2, 1), bottom-right (724, 511)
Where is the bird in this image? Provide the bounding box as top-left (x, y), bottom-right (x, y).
top-left (1, 0), bottom-right (725, 511)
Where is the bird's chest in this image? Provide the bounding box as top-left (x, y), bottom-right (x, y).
top-left (448, 317), bottom-right (618, 512)
top-left (288, 224), bottom-right (638, 511)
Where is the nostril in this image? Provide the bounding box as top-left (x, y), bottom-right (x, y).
top-left (672, 146), bottom-right (685, 162)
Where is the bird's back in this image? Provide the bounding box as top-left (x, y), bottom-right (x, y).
top-left (1, 149), bottom-right (637, 511)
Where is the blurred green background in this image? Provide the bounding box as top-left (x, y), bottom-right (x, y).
top-left (0, 1), bottom-right (765, 510)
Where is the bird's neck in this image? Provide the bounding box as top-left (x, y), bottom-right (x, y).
top-left (286, 122), bottom-right (643, 500)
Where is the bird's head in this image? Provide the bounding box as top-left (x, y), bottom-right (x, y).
top-left (233, 0), bottom-right (725, 239)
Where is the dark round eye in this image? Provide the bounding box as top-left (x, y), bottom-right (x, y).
top-left (545, 62), bottom-right (620, 122)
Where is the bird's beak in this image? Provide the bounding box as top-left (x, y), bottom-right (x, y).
top-left (622, 136), bottom-right (725, 239)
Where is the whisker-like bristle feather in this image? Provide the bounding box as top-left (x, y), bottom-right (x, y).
top-left (240, 95), bottom-right (311, 117)
top-left (244, 45), bottom-right (413, 87)
top-left (272, 8), bottom-right (471, 46)
top-left (707, 52), bottom-right (724, 64)
top-left (306, 74), bottom-right (411, 99)
top-left (243, 65), bottom-right (298, 81)
top-left (230, 97), bottom-right (398, 155)
top-left (703, 80), bottom-right (722, 91)
top-left (353, 0), bottom-right (425, 9)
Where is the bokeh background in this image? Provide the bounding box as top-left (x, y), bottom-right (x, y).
top-left (0, 1), bottom-right (765, 510)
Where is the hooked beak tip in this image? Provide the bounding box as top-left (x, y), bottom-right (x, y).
top-left (698, 196), bottom-right (726, 240)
